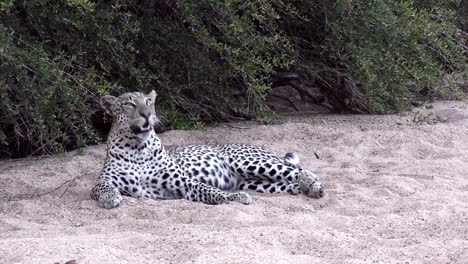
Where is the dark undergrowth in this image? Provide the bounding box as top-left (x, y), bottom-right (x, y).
top-left (0, 0), bottom-right (466, 158)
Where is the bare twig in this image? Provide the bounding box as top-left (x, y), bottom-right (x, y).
top-left (30, 177), bottom-right (78, 199)
top-left (60, 184), bottom-right (71, 198)
top-left (1, 177), bottom-right (79, 202)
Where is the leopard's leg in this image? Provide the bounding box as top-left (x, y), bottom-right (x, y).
top-left (183, 179), bottom-right (252, 205)
top-left (91, 181), bottom-right (122, 209)
top-left (238, 179), bottom-right (300, 195)
top-left (297, 170), bottom-right (325, 198)
top-left (232, 157), bottom-right (324, 198)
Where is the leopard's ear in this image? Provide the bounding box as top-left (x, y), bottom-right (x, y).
top-left (147, 90), bottom-right (157, 101)
top-left (100, 95), bottom-right (118, 115)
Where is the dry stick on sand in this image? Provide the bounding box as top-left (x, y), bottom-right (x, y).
top-left (2, 177), bottom-right (79, 202)
top-left (3, 176), bottom-right (160, 206)
top-left (29, 177), bottom-right (79, 199)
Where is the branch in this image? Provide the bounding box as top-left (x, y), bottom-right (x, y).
top-left (1, 177), bottom-right (79, 202)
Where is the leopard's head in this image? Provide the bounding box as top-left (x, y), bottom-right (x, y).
top-left (101, 90), bottom-right (159, 139)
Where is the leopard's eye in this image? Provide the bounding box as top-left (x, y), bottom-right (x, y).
top-left (124, 102), bottom-right (135, 107)
top-left (146, 98), bottom-right (153, 106)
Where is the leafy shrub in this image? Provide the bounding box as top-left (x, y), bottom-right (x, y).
top-left (0, 0), bottom-right (465, 157)
top-left (324, 0), bottom-right (466, 112)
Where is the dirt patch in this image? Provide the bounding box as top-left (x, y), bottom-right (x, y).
top-left (1, 101), bottom-right (467, 264)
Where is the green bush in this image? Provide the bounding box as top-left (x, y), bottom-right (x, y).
top-left (324, 0), bottom-right (466, 112)
top-left (0, 0), bottom-right (138, 157)
top-left (0, 0), bottom-right (465, 157)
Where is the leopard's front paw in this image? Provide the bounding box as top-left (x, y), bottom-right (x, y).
top-left (97, 192), bottom-right (123, 209)
top-left (307, 181), bottom-right (325, 198)
top-left (231, 192), bottom-right (252, 205)
top-left (298, 171), bottom-right (325, 199)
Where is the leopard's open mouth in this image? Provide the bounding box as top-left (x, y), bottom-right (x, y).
top-left (130, 125), bottom-right (152, 134)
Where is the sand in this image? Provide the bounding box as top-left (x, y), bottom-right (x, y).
top-left (0, 100), bottom-right (467, 264)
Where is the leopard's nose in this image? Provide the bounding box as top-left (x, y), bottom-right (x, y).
top-left (139, 109), bottom-right (150, 119)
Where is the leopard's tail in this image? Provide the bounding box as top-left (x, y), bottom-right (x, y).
top-left (283, 152), bottom-right (300, 166)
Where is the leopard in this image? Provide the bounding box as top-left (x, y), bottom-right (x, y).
top-left (91, 90), bottom-right (324, 208)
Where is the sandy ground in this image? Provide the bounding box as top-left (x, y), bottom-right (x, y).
top-left (1, 100), bottom-right (468, 264)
